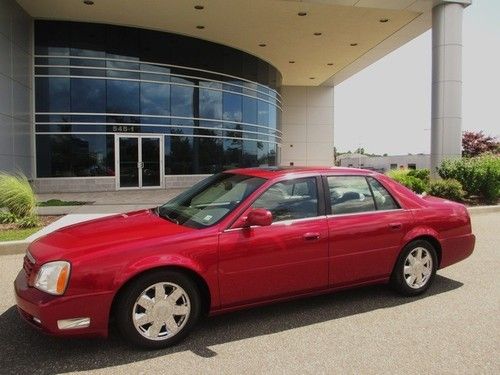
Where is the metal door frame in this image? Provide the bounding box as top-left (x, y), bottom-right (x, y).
top-left (114, 134), bottom-right (164, 190)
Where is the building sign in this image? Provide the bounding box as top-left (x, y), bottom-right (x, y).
top-left (112, 125), bottom-right (138, 133)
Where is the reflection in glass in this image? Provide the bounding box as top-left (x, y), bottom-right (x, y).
top-left (223, 92), bottom-right (242, 123)
top-left (141, 137), bottom-right (161, 187)
top-left (35, 77), bottom-right (70, 112)
top-left (242, 96), bottom-right (257, 124)
top-left (171, 80), bottom-right (195, 118)
top-left (119, 137), bottom-right (139, 188)
top-left (107, 80), bottom-right (140, 114)
top-left (70, 78), bottom-right (106, 113)
top-left (36, 135), bottom-right (114, 177)
top-left (35, 21), bottom-right (282, 178)
top-left (141, 82), bottom-right (170, 115)
top-left (199, 82), bottom-right (222, 119)
top-left (258, 100), bottom-right (269, 126)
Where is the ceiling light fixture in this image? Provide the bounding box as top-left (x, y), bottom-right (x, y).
top-left (327, 63), bottom-right (333, 66)
top-left (259, 43), bottom-right (267, 47)
top-left (309, 77), bottom-right (315, 80)
top-left (298, 12), bottom-right (307, 16)
top-left (83, 0), bottom-right (94, 5)
top-left (194, 5), bottom-right (204, 10)
top-left (313, 32), bottom-right (322, 36)
top-left (350, 43), bottom-right (358, 46)
top-left (196, 25), bottom-right (205, 29)
top-left (289, 60), bottom-right (295, 64)
top-left (379, 18), bottom-right (389, 23)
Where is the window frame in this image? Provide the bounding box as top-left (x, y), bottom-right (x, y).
top-left (228, 175), bottom-right (326, 228)
top-left (322, 174), bottom-right (403, 217)
top-left (250, 175), bottom-right (325, 223)
top-left (366, 176), bottom-right (401, 211)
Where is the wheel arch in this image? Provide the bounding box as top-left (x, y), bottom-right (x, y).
top-left (109, 265), bottom-right (212, 328)
top-left (400, 230), bottom-right (443, 267)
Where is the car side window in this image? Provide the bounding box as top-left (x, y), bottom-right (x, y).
top-left (367, 177), bottom-right (400, 210)
top-left (328, 176), bottom-right (376, 215)
top-left (252, 177), bottom-right (319, 222)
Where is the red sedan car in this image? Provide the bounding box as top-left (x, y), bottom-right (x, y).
top-left (15, 167), bottom-right (475, 348)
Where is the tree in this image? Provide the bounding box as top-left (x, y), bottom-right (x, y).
top-left (462, 131), bottom-right (499, 157)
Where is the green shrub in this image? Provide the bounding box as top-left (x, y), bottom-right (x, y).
top-left (408, 168), bottom-right (430, 184)
top-left (0, 210), bottom-right (18, 224)
top-left (438, 155), bottom-right (500, 203)
top-left (0, 172), bottom-right (37, 217)
top-left (386, 169), bottom-right (428, 194)
top-left (428, 179), bottom-right (465, 202)
top-left (17, 214), bottom-right (40, 229)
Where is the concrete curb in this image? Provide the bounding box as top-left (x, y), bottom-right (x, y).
top-left (1, 204), bottom-right (498, 256)
top-left (467, 205), bottom-right (500, 215)
top-left (0, 240), bottom-right (29, 256)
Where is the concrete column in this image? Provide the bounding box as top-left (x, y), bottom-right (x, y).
top-left (280, 86), bottom-right (334, 167)
top-left (431, 0), bottom-right (471, 176)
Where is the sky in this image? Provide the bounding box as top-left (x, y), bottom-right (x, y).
top-left (334, 0), bottom-right (500, 155)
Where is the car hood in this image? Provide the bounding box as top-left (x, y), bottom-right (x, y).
top-left (28, 209), bottom-right (195, 263)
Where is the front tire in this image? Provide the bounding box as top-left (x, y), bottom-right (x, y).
top-left (115, 270), bottom-right (201, 349)
top-left (391, 240), bottom-right (438, 296)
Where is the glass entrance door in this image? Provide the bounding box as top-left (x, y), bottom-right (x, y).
top-left (116, 135), bottom-right (163, 189)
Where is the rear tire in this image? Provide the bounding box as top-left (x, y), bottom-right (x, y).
top-left (391, 240), bottom-right (437, 296)
top-left (115, 270), bottom-right (201, 349)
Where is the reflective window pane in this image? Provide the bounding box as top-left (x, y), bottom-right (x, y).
top-left (367, 177), bottom-right (400, 210)
top-left (223, 92), bottom-right (242, 122)
top-left (199, 82), bottom-right (222, 119)
top-left (141, 137), bottom-right (161, 187)
top-left (140, 82), bottom-right (170, 115)
top-left (36, 135), bottom-right (114, 177)
top-left (107, 80), bottom-right (140, 114)
top-left (253, 177), bottom-right (319, 222)
top-left (242, 96), bottom-right (257, 124)
top-left (35, 77), bottom-right (70, 112)
top-left (71, 78), bottom-right (106, 113)
top-left (171, 80), bottom-right (195, 118)
top-left (119, 137), bottom-right (139, 188)
top-left (328, 176), bottom-right (376, 215)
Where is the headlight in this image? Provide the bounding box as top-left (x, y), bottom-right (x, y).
top-left (35, 261), bottom-right (71, 295)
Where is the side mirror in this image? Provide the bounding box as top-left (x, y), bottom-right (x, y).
top-left (246, 208), bottom-right (273, 227)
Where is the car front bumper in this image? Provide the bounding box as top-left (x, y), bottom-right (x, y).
top-left (14, 270), bottom-right (114, 338)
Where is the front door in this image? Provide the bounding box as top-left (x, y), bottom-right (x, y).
top-left (116, 135), bottom-right (163, 189)
top-left (218, 176), bottom-right (329, 307)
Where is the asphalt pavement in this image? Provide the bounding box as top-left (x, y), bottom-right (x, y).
top-left (0, 212), bottom-right (498, 374)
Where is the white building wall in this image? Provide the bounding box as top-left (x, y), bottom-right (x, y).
top-left (0, 0), bottom-right (33, 177)
top-left (338, 154), bottom-right (431, 172)
top-left (280, 86), bottom-right (334, 167)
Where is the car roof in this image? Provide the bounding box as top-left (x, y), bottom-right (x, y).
top-left (225, 166), bottom-right (376, 179)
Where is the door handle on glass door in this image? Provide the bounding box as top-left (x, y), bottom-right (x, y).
top-left (303, 232), bottom-right (320, 241)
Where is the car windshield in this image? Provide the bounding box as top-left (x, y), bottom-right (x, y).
top-left (157, 173), bottom-right (266, 229)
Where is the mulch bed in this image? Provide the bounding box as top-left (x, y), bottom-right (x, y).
top-left (0, 215), bottom-right (62, 231)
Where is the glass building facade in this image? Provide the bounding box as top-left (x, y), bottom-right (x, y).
top-left (34, 21), bottom-right (282, 186)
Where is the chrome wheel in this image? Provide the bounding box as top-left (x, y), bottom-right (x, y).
top-left (132, 282), bottom-right (191, 341)
top-left (403, 247), bottom-right (433, 289)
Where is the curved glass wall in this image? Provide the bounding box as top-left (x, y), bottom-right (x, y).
top-left (34, 21), bottom-right (282, 178)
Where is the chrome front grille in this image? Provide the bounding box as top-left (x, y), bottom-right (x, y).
top-left (23, 253), bottom-right (35, 278)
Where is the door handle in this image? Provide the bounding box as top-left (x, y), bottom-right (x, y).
top-left (137, 161), bottom-right (144, 168)
top-left (303, 232), bottom-right (320, 241)
top-left (389, 223), bottom-right (402, 231)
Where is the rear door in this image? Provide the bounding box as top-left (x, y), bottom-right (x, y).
top-left (326, 175), bottom-right (412, 286)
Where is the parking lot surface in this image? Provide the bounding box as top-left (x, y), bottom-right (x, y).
top-left (0, 212), bottom-right (498, 375)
